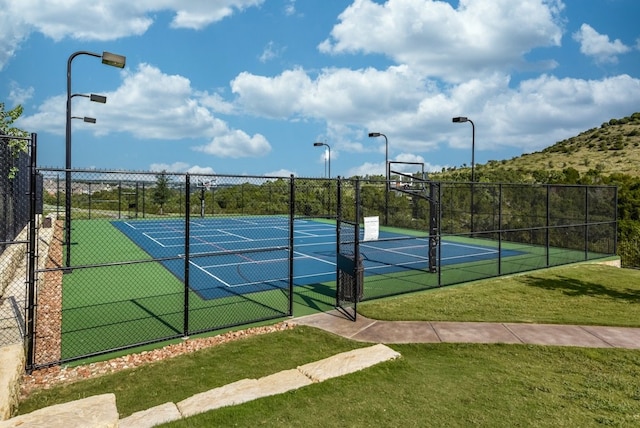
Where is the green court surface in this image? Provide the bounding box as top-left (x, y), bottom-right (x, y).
top-left (59, 219), bottom-right (611, 361)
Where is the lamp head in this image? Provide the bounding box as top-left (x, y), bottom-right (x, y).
top-left (313, 142), bottom-right (324, 147)
top-left (452, 117), bottom-right (468, 123)
top-left (368, 132), bottom-right (381, 137)
top-left (90, 94), bottom-right (107, 103)
top-left (72, 116), bottom-right (96, 123)
top-left (101, 51), bottom-right (126, 68)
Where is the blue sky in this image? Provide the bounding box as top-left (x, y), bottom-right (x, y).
top-left (2, 0), bottom-right (639, 178)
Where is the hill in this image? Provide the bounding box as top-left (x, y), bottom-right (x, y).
top-left (485, 112), bottom-right (640, 179)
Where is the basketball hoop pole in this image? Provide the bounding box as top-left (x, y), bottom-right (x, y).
top-left (200, 187), bottom-right (205, 218)
top-left (197, 180), bottom-right (214, 218)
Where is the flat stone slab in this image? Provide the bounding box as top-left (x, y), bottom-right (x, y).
top-left (0, 344), bottom-right (25, 421)
top-left (177, 378), bottom-right (259, 417)
top-left (0, 394), bottom-right (118, 428)
top-left (119, 402), bottom-right (182, 428)
top-left (254, 368), bottom-right (314, 396)
top-left (177, 344), bottom-right (400, 418)
top-left (177, 369), bottom-right (314, 418)
top-left (298, 344), bottom-right (400, 382)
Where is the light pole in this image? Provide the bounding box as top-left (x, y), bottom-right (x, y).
top-left (452, 116), bottom-right (476, 233)
top-left (65, 51), bottom-right (125, 270)
top-left (313, 142), bottom-right (331, 178)
top-left (452, 117), bottom-right (475, 183)
top-left (368, 132), bottom-right (389, 225)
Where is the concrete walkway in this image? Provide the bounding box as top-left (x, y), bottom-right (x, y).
top-left (295, 310), bottom-right (640, 349)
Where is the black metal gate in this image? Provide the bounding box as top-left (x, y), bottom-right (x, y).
top-left (335, 178), bottom-right (362, 321)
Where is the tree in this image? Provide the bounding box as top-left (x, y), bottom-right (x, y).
top-left (152, 171), bottom-right (171, 215)
top-left (1, 103), bottom-right (29, 178)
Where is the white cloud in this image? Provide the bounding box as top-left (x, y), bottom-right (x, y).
top-left (284, 0), bottom-right (297, 17)
top-left (8, 81), bottom-right (34, 106)
top-left (319, 0), bottom-right (564, 81)
top-left (168, 0), bottom-right (265, 30)
top-left (229, 63), bottom-right (640, 157)
top-left (259, 41), bottom-right (285, 63)
top-left (265, 168), bottom-right (297, 177)
top-left (149, 162), bottom-right (190, 172)
top-left (0, 0), bottom-right (266, 69)
top-left (0, 7), bottom-right (31, 70)
top-left (480, 74), bottom-right (640, 151)
top-left (193, 130), bottom-right (271, 158)
top-left (231, 68), bottom-right (313, 118)
top-left (345, 156), bottom-right (443, 178)
top-left (232, 65), bottom-right (428, 121)
top-left (149, 162), bottom-right (216, 174)
top-left (17, 63), bottom-right (272, 158)
top-left (572, 23), bottom-right (631, 64)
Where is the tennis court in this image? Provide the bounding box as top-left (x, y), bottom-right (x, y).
top-left (110, 216), bottom-right (522, 300)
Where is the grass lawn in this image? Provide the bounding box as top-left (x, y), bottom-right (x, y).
top-left (18, 263), bottom-right (640, 426)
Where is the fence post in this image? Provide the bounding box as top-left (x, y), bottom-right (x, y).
top-left (183, 174), bottom-right (190, 337)
top-left (546, 185), bottom-right (550, 267)
top-left (584, 186), bottom-right (589, 260)
top-left (335, 178), bottom-right (342, 308)
top-left (288, 175), bottom-right (295, 316)
top-left (498, 184), bottom-right (503, 276)
top-left (26, 133), bottom-right (37, 373)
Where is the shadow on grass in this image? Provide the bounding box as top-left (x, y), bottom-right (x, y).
top-left (520, 275), bottom-right (640, 302)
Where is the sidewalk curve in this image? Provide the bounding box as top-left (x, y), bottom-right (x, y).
top-left (295, 310), bottom-right (640, 349)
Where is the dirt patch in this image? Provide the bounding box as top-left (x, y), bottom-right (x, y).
top-left (33, 220), bottom-right (63, 366)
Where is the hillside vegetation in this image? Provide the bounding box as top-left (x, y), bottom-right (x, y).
top-left (492, 112), bottom-right (640, 179)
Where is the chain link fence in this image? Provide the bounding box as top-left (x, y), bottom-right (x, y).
top-left (345, 177), bottom-right (617, 300)
top-left (30, 169), bottom-right (301, 368)
top-left (0, 155), bottom-right (620, 370)
top-left (0, 134), bottom-right (37, 353)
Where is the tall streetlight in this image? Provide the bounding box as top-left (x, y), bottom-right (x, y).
top-left (452, 116), bottom-right (476, 233)
top-left (452, 117), bottom-right (475, 183)
top-left (65, 50), bottom-right (126, 270)
top-left (368, 132), bottom-right (389, 225)
top-left (313, 142), bottom-right (331, 178)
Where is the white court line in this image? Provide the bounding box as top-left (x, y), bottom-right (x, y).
top-left (442, 251), bottom-right (498, 262)
top-left (142, 232), bottom-right (168, 247)
top-left (361, 243), bottom-right (430, 260)
top-left (142, 230), bottom-right (186, 236)
top-left (197, 255), bottom-right (292, 269)
top-left (442, 241), bottom-right (498, 253)
top-left (187, 259), bottom-right (231, 287)
top-left (218, 229), bottom-right (253, 241)
top-left (295, 240), bottom-right (336, 248)
top-left (187, 251), bottom-right (335, 288)
top-left (293, 250), bottom-right (336, 266)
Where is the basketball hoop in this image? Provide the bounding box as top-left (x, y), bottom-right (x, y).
top-left (197, 179), bottom-right (217, 191)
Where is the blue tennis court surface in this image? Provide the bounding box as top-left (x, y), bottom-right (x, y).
top-left (111, 217), bottom-right (518, 300)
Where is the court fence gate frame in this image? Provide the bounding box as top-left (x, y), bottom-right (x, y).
top-left (0, 155), bottom-right (618, 371)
